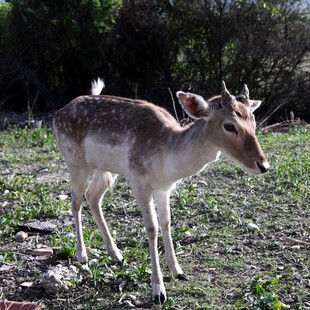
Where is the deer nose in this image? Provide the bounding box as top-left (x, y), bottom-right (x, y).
top-left (256, 161), bottom-right (269, 174)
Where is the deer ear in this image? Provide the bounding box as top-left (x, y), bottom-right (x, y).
top-left (176, 91), bottom-right (210, 120)
top-left (249, 100), bottom-right (262, 112)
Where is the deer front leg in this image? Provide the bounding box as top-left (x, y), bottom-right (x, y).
top-left (133, 186), bottom-right (166, 304)
top-left (154, 190), bottom-right (189, 281)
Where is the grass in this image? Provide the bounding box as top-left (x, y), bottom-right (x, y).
top-left (0, 126), bottom-right (309, 309)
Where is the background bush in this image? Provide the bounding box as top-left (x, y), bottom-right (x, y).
top-left (0, 0), bottom-right (309, 124)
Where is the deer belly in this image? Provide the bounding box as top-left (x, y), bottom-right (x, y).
top-left (84, 136), bottom-right (129, 174)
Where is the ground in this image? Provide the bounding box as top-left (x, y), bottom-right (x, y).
top-left (0, 125), bottom-right (309, 309)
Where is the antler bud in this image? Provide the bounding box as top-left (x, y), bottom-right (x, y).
top-left (241, 84), bottom-right (250, 98)
top-left (221, 81), bottom-right (233, 105)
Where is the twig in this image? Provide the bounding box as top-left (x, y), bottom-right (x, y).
top-left (197, 180), bottom-right (208, 187)
top-left (280, 236), bottom-right (310, 246)
top-left (168, 87), bottom-right (179, 123)
top-left (28, 90), bottom-right (40, 120)
top-left (282, 253), bottom-right (303, 268)
top-left (122, 200), bottom-right (136, 217)
top-left (1, 251), bottom-right (30, 257)
top-left (262, 120), bottom-right (301, 131)
top-left (258, 102), bottom-right (285, 129)
top-left (178, 245), bottom-right (194, 257)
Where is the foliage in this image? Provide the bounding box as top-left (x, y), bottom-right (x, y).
top-left (0, 1), bottom-right (309, 122)
top-left (0, 0), bottom-right (121, 111)
top-left (102, 0), bottom-right (179, 102)
top-left (0, 2), bottom-right (11, 48)
top-left (168, 0), bottom-right (310, 121)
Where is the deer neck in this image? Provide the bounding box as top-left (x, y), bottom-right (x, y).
top-left (164, 120), bottom-right (221, 181)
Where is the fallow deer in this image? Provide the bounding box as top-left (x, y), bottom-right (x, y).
top-left (53, 80), bottom-right (269, 304)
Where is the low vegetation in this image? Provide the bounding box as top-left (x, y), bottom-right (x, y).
top-left (0, 126), bottom-right (309, 309)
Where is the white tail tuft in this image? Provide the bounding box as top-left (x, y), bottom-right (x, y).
top-left (91, 77), bottom-right (105, 95)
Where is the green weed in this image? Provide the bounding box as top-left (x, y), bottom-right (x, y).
top-left (236, 275), bottom-right (284, 309)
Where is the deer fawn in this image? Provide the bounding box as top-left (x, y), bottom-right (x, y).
top-left (53, 79), bottom-right (269, 304)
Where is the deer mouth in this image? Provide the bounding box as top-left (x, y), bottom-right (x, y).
top-left (245, 160), bottom-right (270, 175)
top-left (256, 161), bottom-right (269, 174)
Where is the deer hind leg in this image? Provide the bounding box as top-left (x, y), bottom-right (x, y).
top-left (132, 185), bottom-right (166, 305)
top-left (69, 166), bottom-right (91, 264)
top-left (154, 190), bottom-right (189, 281)
top-left (85, 169), bottom-right (123, 263)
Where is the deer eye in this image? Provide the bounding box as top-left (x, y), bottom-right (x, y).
top-left (224, 123), bottom-right (237, 133)
top-left (236, 111), bottom-right (242, 118)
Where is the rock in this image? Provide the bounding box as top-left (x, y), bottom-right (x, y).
top-left (18, 220), bottom-right (58, 233)
top-left (31, 247), bottom-right (54, 257)
top-left (15, 231), bottom-right (28, 242)
top-left (42, 264), bottom-right (83, 294)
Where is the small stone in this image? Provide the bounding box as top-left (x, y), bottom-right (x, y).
top-left (283, 298), bottom-right (295, 304)
top-left (68, 265), bottom-right (78, 274)
top-left (57, 194), bottom-right (69, 201)
top-left (247, 223), bottom-right (260, 231)
top-left (184, 231), bottom-right (192, 238)
top-left (291, 245), bottom-right (300, 250)
top-left (20, 281), bottom-right (33, 288)
top-left (0, 265), bottom-right (12, 272)
top-left (15, 231), bottom-right (28, 242)
top-left (31, 247), bottom-right (54, 257)
top-left (65, 232), bottom-right (76, 239)
top-left (89, 259), bottom-right (99, 266)
top-left (38, 168), bottom-right (49, 174)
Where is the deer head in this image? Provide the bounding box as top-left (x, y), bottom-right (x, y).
top-left (177, 82), bottom-right (269, 175)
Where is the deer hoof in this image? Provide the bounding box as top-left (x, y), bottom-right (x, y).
top-left (177, 273), bottom-right (189, 281)
top-left (154, 292), bottom-right (166, 305)
top-left (76, 250), bottom-right (88, 264)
